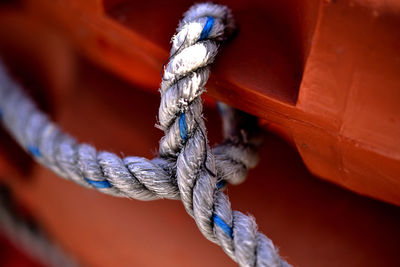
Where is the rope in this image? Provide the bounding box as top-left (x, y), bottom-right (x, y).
top-left (0, 184), bottom-right (78, 267)
top-left (0, 3), bottom-right (290, 266)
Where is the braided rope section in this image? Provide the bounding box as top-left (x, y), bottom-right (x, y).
top-left (0, 185), bottom-right (78, 267)
top-left (0, 2), bottom-right (290, 266)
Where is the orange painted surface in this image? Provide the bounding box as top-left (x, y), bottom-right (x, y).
top-left (1, 0), bottom-right (398, 206)
top-left (0, 0), bottom-right (400, 266)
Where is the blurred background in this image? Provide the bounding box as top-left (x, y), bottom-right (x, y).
top-left (0, 0), bottom-right (399, 266)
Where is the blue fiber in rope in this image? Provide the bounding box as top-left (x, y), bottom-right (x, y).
top-left (84, 178), bottom-right (112, 188)
top-left (213, 214), bottom-right (233, 238)
top-left (217, 180), bottom-right (226, 189)
top-left (179, 113), bottom-right (188, 141)
top-left (216, 102), bottom-right (224, 116)
top-left (28, 146), bottom-right (42, 157)
top-left (199, 16), bottom-right (214, 40)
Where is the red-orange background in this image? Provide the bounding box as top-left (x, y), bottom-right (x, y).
top-left (0, 0), bottom-right (400, 266)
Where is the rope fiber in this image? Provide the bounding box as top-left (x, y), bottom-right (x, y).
top-left (0, 3), bottom-right (290, 266)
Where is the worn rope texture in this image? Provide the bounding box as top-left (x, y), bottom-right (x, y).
top-left (0, 185), bottom-right (78, 267)
top-left (157, 4), bottom-right (289, 266)
top-left (0, 3), bottom-right (289, 266)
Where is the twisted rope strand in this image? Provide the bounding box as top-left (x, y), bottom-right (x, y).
top-left (158, 3), bottom-right (290, 266)
top-left (0, 67), bottom-right (256, 200)
top-left (0, 2), bottom-right (290, 266)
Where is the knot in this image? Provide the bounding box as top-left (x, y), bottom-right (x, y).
top-left (0, 2), bottom-right (289, 266)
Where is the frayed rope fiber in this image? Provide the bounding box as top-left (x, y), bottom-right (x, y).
top-left (0, 3), bottom-right (290, 266)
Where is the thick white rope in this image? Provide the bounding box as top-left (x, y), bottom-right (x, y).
top-left (0, 3), bottom-right (290, 266)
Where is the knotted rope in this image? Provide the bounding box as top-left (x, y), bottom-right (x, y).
top-left (0, 3), bottom-right (290, 266)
